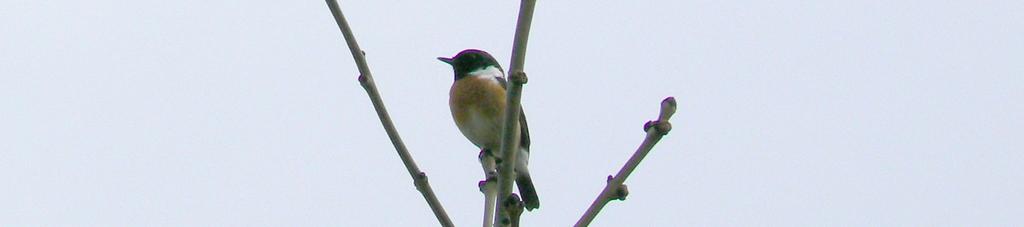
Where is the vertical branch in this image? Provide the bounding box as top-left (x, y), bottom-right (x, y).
top-left (481, 182), bottom-right (497, 227)
top-left (480, 155), bottom-right (498, 227)
top-left (325, 1), bottom-right (454, 226)
top-left (574, 97), bottom-right (677, 227)
top-left (494, 0), bottom-right (538, 225)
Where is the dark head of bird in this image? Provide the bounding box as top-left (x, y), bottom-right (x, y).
top-left (438, 49), bottom-right (503, 81)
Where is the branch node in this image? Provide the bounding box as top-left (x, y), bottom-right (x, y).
top-left (613, 184), bottom-right (629, 201)
top-left (357, 74), bottom-right (368, 85)
top-left (604, 175), bottom-right (629, 201)
top-left (510, 71), bottom-right (528, 84)
top-left (413, 172), bottom-right (428, 191)
top-left (643, 120), bottom-right (672, 136)
top-left (479, 171), bottom-right (498, 193)
top-left (504, 193), bottom-right (525, 227)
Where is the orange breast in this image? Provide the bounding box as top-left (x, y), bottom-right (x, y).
top-left (449, 76), bottom-right (508, 149)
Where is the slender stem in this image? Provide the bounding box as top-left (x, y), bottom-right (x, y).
top-left (574, 97), bottom-right (677, 227)
top-left (494, 0), bottom-right (538, 225)
top-left (325, 1), bottom-right (453, 226)
top-left (481, 154), bottom-right (498, 227)
top-left (483, 184), bottom-right (497, 227)
top-left (508, 0), bottom-right (537, 72)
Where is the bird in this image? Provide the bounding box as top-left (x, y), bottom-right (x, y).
top-left (439, 49), bottom-right (539, 210)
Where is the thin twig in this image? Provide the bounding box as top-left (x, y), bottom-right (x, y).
top-left (481, 182), bottom-right (497, 227)
top-left (574, 97), bottom-right (677, 227)
top-left (480, 154), bottom-right (497, 227)
top-left (494, 0), bottom-right (538, 226)
top-left (324, 1), bottom-right (453, 226)
top-left (481, 184), bottom-right (497, 227)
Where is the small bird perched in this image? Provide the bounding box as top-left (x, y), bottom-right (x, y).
top-left (439, 49), bottom-right (539, 210)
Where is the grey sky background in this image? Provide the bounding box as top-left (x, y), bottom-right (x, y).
top-left (2, 0), bottom-right (1022, 226)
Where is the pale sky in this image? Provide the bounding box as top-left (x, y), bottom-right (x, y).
top-left (2, 1), bottom-right (1022, 226)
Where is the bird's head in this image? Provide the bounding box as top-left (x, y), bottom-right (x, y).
top-left (438, 49), bottom-right (503, 81)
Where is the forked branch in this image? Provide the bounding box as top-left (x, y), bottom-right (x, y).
top-left (325, 1), bottom-right (453, 226)
top-left (574, 97), bottom-right (677, 227)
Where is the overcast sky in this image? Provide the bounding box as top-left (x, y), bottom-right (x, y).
top-left (2, 0), bottom-right (1022, 226)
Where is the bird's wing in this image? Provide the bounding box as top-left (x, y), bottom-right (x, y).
top-left (496, 76), bottom-right (531, 150)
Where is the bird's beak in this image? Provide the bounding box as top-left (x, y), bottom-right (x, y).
top-left (437, 57), bottom-right (454, 65)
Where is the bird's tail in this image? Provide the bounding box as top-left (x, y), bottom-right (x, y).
top-left (516, 148), bottom-right (540, 210)
top-left (516, 171), bottom-right (540, 210)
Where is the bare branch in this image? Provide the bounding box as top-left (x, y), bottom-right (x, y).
top-left (325, 1), bottom-right (453, 226)
top-left (494, 0), bottom-right (538, 225)
top-left (481, 180), bottom-right (498, 227)
top-left (480, 152), bottom-right (498, 227)
top-left (574, 97), bottom-right (677, 227)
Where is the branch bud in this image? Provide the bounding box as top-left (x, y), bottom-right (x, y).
top-left (510, 71), bottom-right (528, 84)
